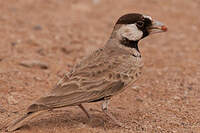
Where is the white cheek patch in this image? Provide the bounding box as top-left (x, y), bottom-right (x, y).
top-left (119, 24), bottom-right (143, 41)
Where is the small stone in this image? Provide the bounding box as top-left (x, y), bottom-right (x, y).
top-left (34, 76), bottom-right (42, 81)
top-left (173, 96), bottom-right (181, 100)
top-left (187, 86), bottom-right (193, 90)
top-left (33, 25), bottom-right (42, 30)
top-left (136, 98), bottom-right (143, 102)
top-left (19, 60), bottom-right (48, 69)
top-left (37, 49), bottom-right (46, 56)
top-left (61, 47), bottom-right (71, 54)
top-left (11, 40), bottom-right (21, 46)
top-left (11, 42), bottom-right (17, 46)
top-left (8, 95), bottom-right (18, 105)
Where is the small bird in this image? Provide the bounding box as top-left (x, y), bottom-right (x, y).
top-left (5, 13), bottom-right (167, 131)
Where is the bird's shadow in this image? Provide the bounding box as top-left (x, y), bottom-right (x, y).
top-left (17, 108), bottom-right (120, 131)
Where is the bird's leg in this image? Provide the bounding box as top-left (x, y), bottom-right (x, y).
top-left (78, 104), bottom-right (90, 119)
top-left (102, 99), bottom-right (126, 127)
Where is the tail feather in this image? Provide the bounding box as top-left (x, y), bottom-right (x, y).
top-left (6, 111), bottom-right (44, 132)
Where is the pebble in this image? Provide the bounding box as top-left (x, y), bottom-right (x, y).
top-left (7, 95), bottom-right (18, 105)
top-left (19, 60), bottom-right (49, 69)
top-left (33, 25), bottom-right (42, 30)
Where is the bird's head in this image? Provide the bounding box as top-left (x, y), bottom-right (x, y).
top-left (111, 13), bottom-right (167, 43)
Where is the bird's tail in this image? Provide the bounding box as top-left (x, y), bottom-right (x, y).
top-left (6, 111), bottom-right (44, 132)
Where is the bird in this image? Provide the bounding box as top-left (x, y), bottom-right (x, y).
top-left (5, 13), bottom-right (167, 132)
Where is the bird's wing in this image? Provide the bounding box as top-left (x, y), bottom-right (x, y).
top-left (28, 48), bottom-right (142, 112)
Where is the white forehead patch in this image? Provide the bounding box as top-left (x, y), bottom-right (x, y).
top-left (118, 24), bottom-right (143, 41)
top-left (143, 15), bottom-right (152, 20)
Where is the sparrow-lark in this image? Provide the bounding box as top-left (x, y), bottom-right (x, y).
top-left (5, 13), bottom-right (167, 131)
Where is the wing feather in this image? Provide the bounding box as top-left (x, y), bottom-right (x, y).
top-left (28, 81), bottom-right (124, 112)
top-left (28, 47), bottom-right (142, 112)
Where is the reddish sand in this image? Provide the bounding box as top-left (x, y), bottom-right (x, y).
top-left (0, 0), bottom-right (200, 132)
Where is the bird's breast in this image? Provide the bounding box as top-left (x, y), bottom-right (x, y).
top-left (124, 56), bottom-right (143, 83)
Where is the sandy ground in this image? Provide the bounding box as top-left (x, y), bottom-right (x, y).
top-left (0, 0), bottom-right (200, 132)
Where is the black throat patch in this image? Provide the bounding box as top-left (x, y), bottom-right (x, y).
top-left (120, 37), bottom-right (140, 52)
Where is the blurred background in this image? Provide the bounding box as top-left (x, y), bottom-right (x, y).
top-left (0, 0), bottom-right (200, 132)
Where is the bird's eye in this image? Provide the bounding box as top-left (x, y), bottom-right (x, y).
top-left (136, 21), bottom-right (144, 28)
